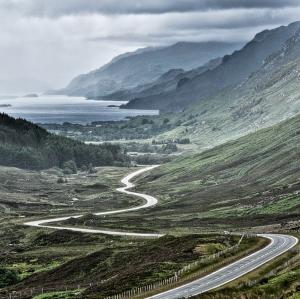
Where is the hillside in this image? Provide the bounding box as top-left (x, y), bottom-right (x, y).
top-left (54, 42), bottom-right (241, 98)
top-left (149, 27), bottom-right (300, 151)
top-left (136, 113), bottom-right (300, 229)
top-left (124, 21), bottom-right (300, 112)
top-left (0, 113), bottom-right (128, 170)
top-left (100, 57), bottom-right (222, 101)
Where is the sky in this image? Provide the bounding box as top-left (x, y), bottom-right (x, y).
top-left (0, 0), bottom-right (300, 92)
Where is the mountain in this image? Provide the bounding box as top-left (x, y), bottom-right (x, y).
top-left (53, 42), bottom-right (241, 98)
top-left (0, 113), bottom-right (127, 170)
top-left (137, 112), bottom-right (300, 228)
top-left (157, 26), bottom-right (300, 151)
top-left (123, 21), bottom-right (300, 112)
top-left (100, 57), bottom-right (222, 101)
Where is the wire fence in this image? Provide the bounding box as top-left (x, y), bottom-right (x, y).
top-left (103, 235), bottom-right (246, 299)
top-left (239, 248), bottom-right (300, 289)
top-left (1, 234), bottom-right (251, 299)
top-left (0, 279), bottom-right (111, 299)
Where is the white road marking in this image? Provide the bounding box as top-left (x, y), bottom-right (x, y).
top-left (23, 165), bottom-right (299, 298)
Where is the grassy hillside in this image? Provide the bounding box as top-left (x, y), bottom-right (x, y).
top-left (0, 233), bottom-right (242, 298)
top-left (0, 113), bottom-right (128, 170)
top-left (158, 27), bottom-right (300, 150)
top-left (136, 113), bottom-right (300, 229)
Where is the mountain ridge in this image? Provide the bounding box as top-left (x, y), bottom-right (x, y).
top-left (123, 21), bottom-right (300, 112)
top-left (101, 57), bottom-right (222, 102)
top-left (52, 41), bottom-right (242, 98)
top-left (156, 26), bottom-right (300, 151)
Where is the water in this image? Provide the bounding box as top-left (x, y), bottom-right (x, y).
top-left (0, 94), bottom-right (159, 124)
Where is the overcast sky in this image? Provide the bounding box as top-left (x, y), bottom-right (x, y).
top-left (0, 0), bottom-right (300, 92)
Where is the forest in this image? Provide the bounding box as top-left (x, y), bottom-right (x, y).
top-left (0, 113), bottom-right (129, 170)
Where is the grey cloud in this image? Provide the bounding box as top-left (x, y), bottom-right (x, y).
top-left (0, 1), bottom-right (300, 91)
top-left (2, 0), bottom-right (300, 17)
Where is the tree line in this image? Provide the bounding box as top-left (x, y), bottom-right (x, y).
top-left (0, 113), bottom-right (129, 170)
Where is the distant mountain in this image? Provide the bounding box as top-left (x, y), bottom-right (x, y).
top-left (158, 27), bottom-right (300, 150)
top-left (101, 57), bottom-right (222, 101)
top-left (124, 21), bottom-right (300, 112)
top-left (52, 42), bottom-right (241, 98)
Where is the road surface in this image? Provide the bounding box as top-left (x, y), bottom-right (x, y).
top-left (24, 165), bottom-right (163, 237)
top-left (24, 165), bottom-right (298, 298)
top-left (148, 234), bottom-right (298, 299)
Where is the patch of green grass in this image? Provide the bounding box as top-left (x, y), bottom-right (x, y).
top-left (33, 290), bottom-right (79, 299)
top-left (250, 196), bottom-right (300, 214)
top-left (8, 260), bottom-right (62, 279)
top-left (289, 293), bottom-right (300, 299)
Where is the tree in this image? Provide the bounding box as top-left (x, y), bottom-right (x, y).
top-left (62, 160), bottom-right (77, 174)
top-left (0, 266), bottom-right (19, 288)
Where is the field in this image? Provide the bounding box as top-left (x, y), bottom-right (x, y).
top-left (128, 114), bottom-right (300, 234)
top-left (0, 164), bottom-right (268, 299)
top-left (1, 113), bottom-right (300, 298)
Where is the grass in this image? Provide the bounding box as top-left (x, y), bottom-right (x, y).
top-left (130, 113), bottom-right (300, 232)
top-left (190, 232), bottom-right (300, 299)
top-left (1, 114), bottom-right (300, 297)
top-left (0, 165), bottom-right (141, 232)
top-left (1, 234), bottom-right (248, 299)
top-left (32, 290), bottom-right (80, 299)
top-left (136, 236), bottom-right (268, 299)
top-left (7, 261), bottom-right (62, 279)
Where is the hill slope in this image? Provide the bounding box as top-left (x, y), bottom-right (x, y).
top-left (136, 113), bottom-right (300, 228)
top-left (153, 27), bottom-right (300, 151)
top-left (0, 113), bottom-right (127, 170)
top-left (100, 57), bottom-right (222, 101)
top-left (124, 21), bottom-right (300, 112)
top-left (54, 42), bottom-right (241, 98)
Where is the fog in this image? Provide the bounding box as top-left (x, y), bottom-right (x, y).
top-left (0, 0), bottom-right (299, 92)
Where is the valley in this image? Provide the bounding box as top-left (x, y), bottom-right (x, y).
top-left (1, 10), bottom-right (300, 299)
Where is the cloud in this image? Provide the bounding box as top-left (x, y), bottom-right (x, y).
top-left (2, 0), bottom-right (300, 17)
top-left (0, 1), bottom-right (299, 91)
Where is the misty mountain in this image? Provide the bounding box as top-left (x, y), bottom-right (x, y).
top-left (100, 57), bottom-right (221, 101)
top-left (53, 42), bottom-right (241, 98)
top-left (159, 27), bottom-right (300, 150)
top-left (123, 21), bottom-right (300, 112)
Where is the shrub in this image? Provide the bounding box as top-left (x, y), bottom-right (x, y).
top-left (0, 266), bottom-right (19, 288)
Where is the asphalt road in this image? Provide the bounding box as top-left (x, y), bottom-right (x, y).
top-left (147, 234), bottom-right (298, 299)
top-left (24, 165), bottom-right (163, 237)
top-left (24, 166), bottom-right (298, 297)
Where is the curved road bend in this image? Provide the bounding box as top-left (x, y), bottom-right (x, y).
top-left (24, 165), bottom-right (163, 237)
top-left (148, 234), bottom-right (298, 299)
top-left (24, 165), bottom-right (298, 298)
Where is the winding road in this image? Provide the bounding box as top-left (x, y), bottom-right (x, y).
top-left (24, 165), bottom-right (162, 237)
top-left (24, 166), bottom-right (298, 298)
